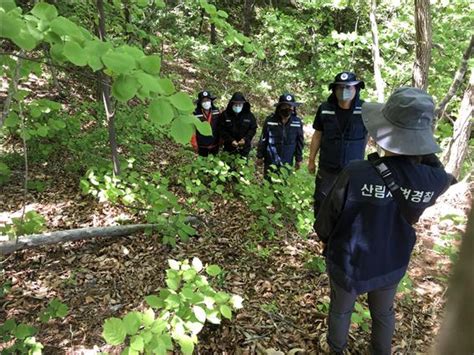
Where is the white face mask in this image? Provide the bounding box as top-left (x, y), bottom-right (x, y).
top-left (232, 105), bottom-right (243, 114)
top-left (201, 101), bottom-right (212, 110)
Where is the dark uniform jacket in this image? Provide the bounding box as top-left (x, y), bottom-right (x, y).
top-left (313, 95), bottom-right (367, 172)
top-left (219, 93), bottom-right (257, 156)
top-left (192, 107), bottom-right (220, 149)
top-left (314, 155), bottom-right (453, 294)
top-left (257, 113), bottom-right (304, 167)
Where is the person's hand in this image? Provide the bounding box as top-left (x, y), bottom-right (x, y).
top-left (308, 160), bottom-right (316, 174)
top-left (232, 140), bottom-right (239, 147)
top-left (256, 158), bottom-right (264, 166)
top-left (238, 139), bottom-right (245, 146)
top-left (295, 161), bottom-right (302, 170)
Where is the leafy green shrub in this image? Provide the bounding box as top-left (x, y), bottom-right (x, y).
top-left (351, 302), bottom-right (371, 331)
top-left (0, 211), bottom-right (46, 240)
top-left (0, 162), bottom-right (11, 185)
top-left (0, 319), bottom-right (43, 355)
top-left (102, 258), bottom-right (243, 354)
top-left (39, 298), bottom-right (69, 323)
top-left (304, 255), bottom-right (326, 273)
top-left (80, 168), bottom-right (196, 246)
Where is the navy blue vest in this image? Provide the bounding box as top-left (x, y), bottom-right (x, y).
top-left (318, 101), bottom-right (367, 171)
top-left (264, 114), bottom-right (303, 166)
top-left (326, 157), bottom-right (451, 294)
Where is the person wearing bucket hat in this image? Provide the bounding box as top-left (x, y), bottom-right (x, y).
top-left (191, 90), bottom-right (221, 157)
top-left (218, 92), bottom-right (257, 157)
top-left (256, 93), bottom-right (304, 177)
top-left (313, 87), bottom-right (455, 355)
top-left (308, 71), bottom-right (367, 223)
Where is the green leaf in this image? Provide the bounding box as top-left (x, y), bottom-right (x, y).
top-left (123, 311), bottom-right (142, 335)
top-left (220, 305), bottom-right (232, 319)
top-left (50, 16), bottom-right (80, 38)
top-left (4, 112), bottom-right (19, 128)
top-left (165, 276), bottom-right (180, 291)
top-left (130, 335), bottom-right (144, 351)
top-left (206, 264), bottom-right (222, 276)
top-left (150, 319), bottom-right (167, 334)
top-left (170, 118), bottom-right (194, 144)
top-left (148, 98), bottom-right (174, 125)
top-left (156, 78), bottom-right (175, 95)
top-left (165, 293), bottom-right (180, 308)
top-left (63, 41), bottom-right (87, 66)
top-left (138, 55), bottom-right (161, 74)
top-left (193, 305), bottom-right (206, 323)
top-left (145, 295), bottom-right (164, 309)
top-left (117, 45), bottom-right (144, 59)
top-left (102, 51), bottom-right (136, 74)
top-left (178, 335), bottom-right (195, 355)
top-left (102, 318), bottom-right (126, 345)
top-left (195, 120), bottom-right (212, 136)
top-left (142, 308), bottom-right (155, 326)
top-left (168, 92), bottom-right (194, 112)
top-left (217, 10), bottom-right (228, 18)
top-left (14, 324), bottom-right (37, 340)
top-left (56, 303), bottom-right (69, 317)
top-left (36, 125), bottom-right (49, 137)
top-left (50, 43), bottom-right (67, 62)
top-left (0, 0), bottom-right (17, 12)
top-left (112, 75), bottom-right (139, 102)
top-left (84, 40), bottom-right (111, 71)
top-left (136, 71), bottom-right (162, 94)
top-left (31, 2), bottom-right (58, 21)
top-left (0, 11), bottom-right (23, 40)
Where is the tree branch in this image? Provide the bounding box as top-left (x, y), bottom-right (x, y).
top-left (434, 35), bottom-right (474, 121)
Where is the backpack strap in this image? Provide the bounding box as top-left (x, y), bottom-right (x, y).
top-left (367, 152), bottom-right (417, 224)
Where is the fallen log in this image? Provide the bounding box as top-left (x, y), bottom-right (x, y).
top-left (0, 215), bottom-right (205, 255)
top-left (0, 224), bottom-right (160, 255)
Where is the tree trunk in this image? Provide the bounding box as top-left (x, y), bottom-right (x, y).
top-left (210, 23), bottom-right (217, 45)
top-left (243, 0), bottom-right (254, 37)
top-left (0, 224), bottom-right (159, 255)
top-left (97, 0), bottom-right (121, 175)
top-left (0, 56), bottom-right (23, 129)
top-left (434, 35), bottom-right (474, 121)
top-left (434, 206), bottom-right (474, 354)
top-left (442, 69), bottom-right (473, 179)
top-left (412, 0), bottom-right (432, 90)
top-left (369, 0), bottom-right (385, 102)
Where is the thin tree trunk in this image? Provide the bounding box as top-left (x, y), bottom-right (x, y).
top-left (197, 8), bottom-right (205, 37)
top-left (369, 0), bottom-right (385, 102)
top-left (210, 23), bottom-right (217, 45)
top-left (443, 69), bottom-right (473, 179)
top-left (243, 0), bottom-right (254, 37)
top-left (97, 0), bottom-right (121, 175)
top-left (434, 206), bottom-right (474, 354)
top-left (412, 0), bottom-right (432, 90)
top-left (0, 55), bottom-right (23, 128)
top-left (434, 35), bottom-right (474, 121)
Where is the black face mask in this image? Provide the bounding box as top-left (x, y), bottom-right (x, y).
top-left (279, 108), bottom-right (292, 117)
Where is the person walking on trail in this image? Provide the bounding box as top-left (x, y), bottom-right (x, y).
top-left (256, 93), bottom-right (304, 177)
top-left (191, 90), bottom-right (221, 157)
top-left (314, 87), bottom-right (456, 355)
top-left (219, 92), bottom-right (257, 158)
top-left (308, 72), bottom-right (367, 222)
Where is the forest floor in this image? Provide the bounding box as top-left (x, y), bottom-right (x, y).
top-left (1, 136), bottom-right (471, 354)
